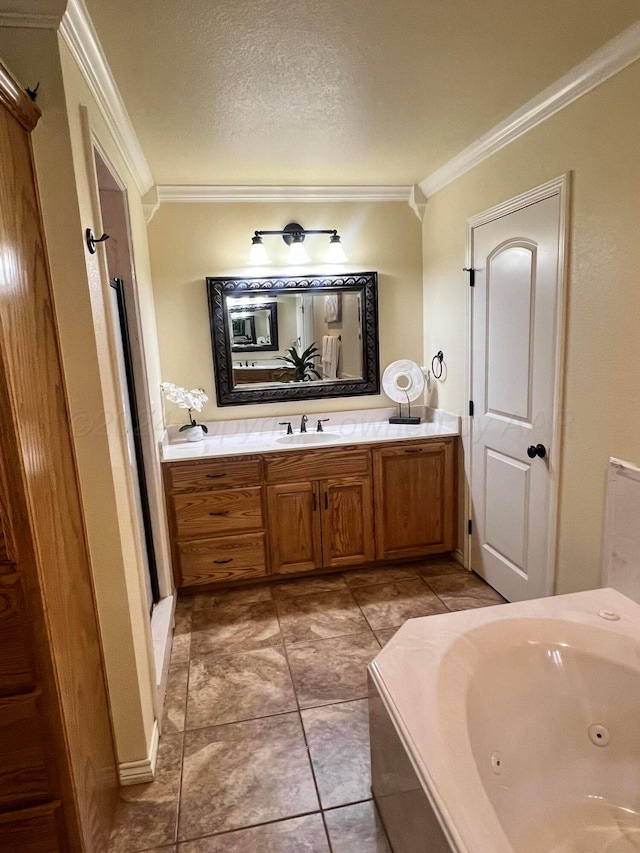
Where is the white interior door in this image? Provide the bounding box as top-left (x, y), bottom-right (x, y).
top-left (469, 180), bottom-right (567, 602)
top-left (296, 293), bottom-right (314, 352)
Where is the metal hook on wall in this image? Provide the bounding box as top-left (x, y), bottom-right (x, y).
top-left (85, 228), bottom-right (110, 254)
top-left (431, 350), bottom-right (444, 379)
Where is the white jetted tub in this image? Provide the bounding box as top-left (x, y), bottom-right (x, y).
top-left (369, 588), bottom-right (640, 853)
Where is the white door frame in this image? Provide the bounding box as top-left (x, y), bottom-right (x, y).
top-left (463, 174), bottom-right (570, 596)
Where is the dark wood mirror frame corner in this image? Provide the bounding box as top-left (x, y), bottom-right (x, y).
top-left (206, 271), bottom-right (380, 407)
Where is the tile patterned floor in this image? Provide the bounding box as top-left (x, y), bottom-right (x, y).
top-left (109, 558), bottom-right (506, 852)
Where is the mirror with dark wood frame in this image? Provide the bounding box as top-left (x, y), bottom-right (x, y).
top-left (207, 272), bottom-right (380, 406)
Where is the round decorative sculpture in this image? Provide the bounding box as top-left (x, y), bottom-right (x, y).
top-left (382, 360), bottom-right (424, 424)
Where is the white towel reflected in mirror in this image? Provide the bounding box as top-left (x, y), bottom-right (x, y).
top-left (322, 335), bottom-right (341, 379)
top-left (324, 293), bottom-right (341, 323)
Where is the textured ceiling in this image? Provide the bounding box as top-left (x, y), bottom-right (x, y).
top-left (83, 0), bottom-right (640, 186)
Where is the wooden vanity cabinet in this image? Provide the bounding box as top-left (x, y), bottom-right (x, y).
top-left (320, 477), bottom-right (375, 569)
top-left (164, 455), bottom-right (269, 587)
top-left (264, 446), bottom-right (374, 575)
top-left (373, 439), bottom-right (455, 560)
top-left (266, 475), bottom-right (375, 575)
top-left (164, 436), bottom-right (456, 589)
top-left (266, 482), bottom-right (322, 574)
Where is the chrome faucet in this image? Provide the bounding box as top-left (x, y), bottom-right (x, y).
top-left (300, 414), bottom-right (308, 433)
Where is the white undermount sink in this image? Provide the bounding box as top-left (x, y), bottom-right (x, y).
top-left (275, 432), bottom-right (342, 445)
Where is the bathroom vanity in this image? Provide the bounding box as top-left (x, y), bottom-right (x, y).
top-left (162, 419), bottom-right (458, 589)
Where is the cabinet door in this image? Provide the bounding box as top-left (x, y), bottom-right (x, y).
top-left (374, 441), bottom-right (455, 560)
top-left (267, 482), bottom-right (322, 574)
top-left (321, 476), bottom-right (375, 569)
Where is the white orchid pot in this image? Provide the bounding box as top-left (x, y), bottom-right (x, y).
top-left (186, 425), bottom-right (205, 442)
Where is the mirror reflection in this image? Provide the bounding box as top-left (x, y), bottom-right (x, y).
top-left (228, 299), bottom-right (278, 352)
top-left (206, 272), bottom-right (379, 407)
top-left (228, 291), bottom-right (363, 388)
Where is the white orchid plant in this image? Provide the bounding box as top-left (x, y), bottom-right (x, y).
top-left (161, 382), bottom-right (209, 434)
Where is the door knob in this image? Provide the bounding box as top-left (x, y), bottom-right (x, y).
top-left (527, 444), bottom-right (547, 459)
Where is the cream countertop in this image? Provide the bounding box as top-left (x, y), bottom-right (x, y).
top-left (161, 406), bottom-right (460, 463)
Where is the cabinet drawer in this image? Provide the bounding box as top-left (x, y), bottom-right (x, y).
top-left (265, 447), bottom-right (370, 483)
top-left (178, 532), bottom-right (267, 586)
top-left (173, 488), bottom-right (263, 539)
top-left (374, 439), bottom-right (453, 459)
top-left (0, 694), bottom-right (53, 809)
top-left (166, 457), bottom-right (262, 493)
top-left (0, 802), bottom-right (63, 852)
top-left (0, 574), bottom-right (36, 697)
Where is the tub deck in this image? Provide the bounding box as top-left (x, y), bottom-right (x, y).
top-left (369, 588), bottom-right (640, 853)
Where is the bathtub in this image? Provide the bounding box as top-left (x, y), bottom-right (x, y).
top-left (368, 588), bottom-right (640, 853)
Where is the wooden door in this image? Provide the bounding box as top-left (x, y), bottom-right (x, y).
top-left (267, 482), bottom-right (322, 574)
top-left (321, 477), bottom-right (375, 569)
top-left (469, 182), bottom-right (566, 601)
top-left (374, 441), bottom-right (455, 560)
top-left (0, 59), bottom-right (117, 849)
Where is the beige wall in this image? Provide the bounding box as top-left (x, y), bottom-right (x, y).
top-left (422, 60), bottom-right (640, 595)
top-left (148, 201), bottom-right (423, 423)
top-left (0, 28), bottom-right (162, 767)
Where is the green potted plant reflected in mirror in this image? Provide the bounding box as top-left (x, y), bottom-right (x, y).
top-left (274, 343), bottom-right (321, 382)
top-left (161, 382), bottom-right (209, 441)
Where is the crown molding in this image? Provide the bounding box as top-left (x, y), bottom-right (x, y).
top-left (157, 184), bottom-right (414, 203)
top-left (0, 0), bottom-right (66, 28)
top-left (420, 20), bottom-right (640, 197)
top-left (0, 12), bottom-right (59, 27)
top-left (408, 184), bottom-right (427, 221)
top-left (59, 0), bottom-right (154, 195)
top-left (142, 184), bottom-right (160, 224)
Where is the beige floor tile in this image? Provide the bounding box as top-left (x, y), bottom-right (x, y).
top-left (109, 733), bottom-right (183, 853)
top-left (373, 628), bottom-right (399, 648)
top-left (170, 632), bottom-right (191, 667)
top-left (186, 645), bottom-right (296, 729)
top-left (342, 566), bottom-right (421, 588)
top-left (276, 590), bottom-right (369, 644)
top-left (352, 580), bottom-right (447, 630)
top-left (302, 699), bottom-right (370, 810)
top-left (177, 814), bottom-right (329, 851)
top-left (324, 801), bottom-right (391, 853)
top-left (287, 632), bottom-right (380, 708)
top-left (179, 713), bottom-right (318, 840)
top-left (414, 557), bottom-right (466, 578)
top-left (139, 848), bottom-right (176, 852)
top-left (271, 573), bottom-right (349, 599)
top-left (424, 571), bottom-right (506, 602)
top-left (443, 596), bottom-right (507, 612)
top-left (162, 664), bottom-right (189, 734)
top-left (192, 584), bottom-right (273, 610)
top-left (191, 600), bottom-right (281, 655)
top-left (174, 597), bottom-right (194, 636)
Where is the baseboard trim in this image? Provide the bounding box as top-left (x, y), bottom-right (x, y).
top-left (452, 548), bottom-right (466, 568)
top-left (118, 720), bottom-right (159, 786)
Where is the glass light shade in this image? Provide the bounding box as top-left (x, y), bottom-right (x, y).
top-left (287, 239), bottom-right (310, 264)
top-left (325, 236), bottom-right (348, 263)
top-left (248, 238), bottom-right (271, 265)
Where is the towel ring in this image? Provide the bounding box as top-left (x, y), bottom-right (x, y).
top-left (431, 351), bottom-right (444, 379)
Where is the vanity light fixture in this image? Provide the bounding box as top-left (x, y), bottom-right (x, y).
top-left (247, 222), bottom-right (348, 265)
